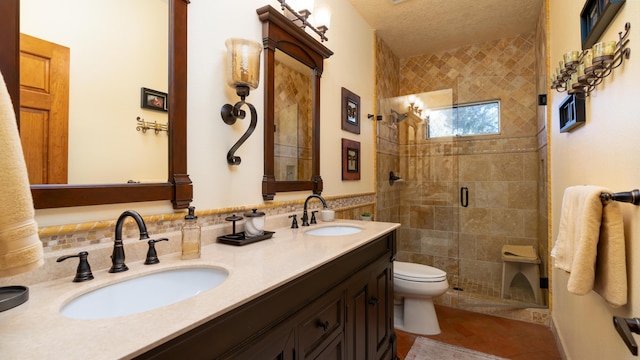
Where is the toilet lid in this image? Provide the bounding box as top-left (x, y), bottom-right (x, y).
top-left (394, 261), bottom-right (447, 282)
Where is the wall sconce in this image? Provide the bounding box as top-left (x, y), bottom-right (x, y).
top-left (221, 38), bottom-right (262, 165)
top-left (551, 22), bottom-right (631, 98)
top-left (278, 0), bottom-right (330, 42)
top-left (408, 96), bottom-right (423, 117)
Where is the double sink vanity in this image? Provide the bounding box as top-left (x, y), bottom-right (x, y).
top-left (0, 1), bottom-right (398, 358)
top-left (0, 217), bottom-right (399, 359)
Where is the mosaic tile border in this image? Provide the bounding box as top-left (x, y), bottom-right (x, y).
top-left (38, 193), bottom-right (377, 252)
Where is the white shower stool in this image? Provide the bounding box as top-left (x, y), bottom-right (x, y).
top-left (501, 245), bottom-right (542, 304)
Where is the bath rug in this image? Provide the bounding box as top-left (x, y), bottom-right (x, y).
top-left (405, 337), bottom-right (508, 360)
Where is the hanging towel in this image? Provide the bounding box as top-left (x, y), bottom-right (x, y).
top-left (0, 70), bottom-right (43, 277)
top-left (552, 185), bottom-right (627, 307)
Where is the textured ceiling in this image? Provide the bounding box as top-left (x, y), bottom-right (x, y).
top-left (349, 0), bottom-right (543, 59)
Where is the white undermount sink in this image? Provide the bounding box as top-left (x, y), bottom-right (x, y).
top-left (305, 225), bottom-right (363, 236)
top-left (60, 267), bottom-right (228, 320)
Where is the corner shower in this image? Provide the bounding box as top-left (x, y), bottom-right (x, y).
top-left (376, 79), bottom-right (549, 310)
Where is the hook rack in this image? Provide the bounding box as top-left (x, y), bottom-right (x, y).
top-left (600, 189), bottom-right (640, 205)
top-left (552, 22), bottom-right (631, 97)
top-left (136, 116), bottom-right (168, 135)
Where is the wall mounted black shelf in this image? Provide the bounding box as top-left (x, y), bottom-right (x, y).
top-left (581, 0), bottom-right (626, 49)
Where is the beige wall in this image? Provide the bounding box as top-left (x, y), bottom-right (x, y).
top-left (549, 1), bottom-right (640, 359)
top-left (32, 0), bottom-right (377, 228)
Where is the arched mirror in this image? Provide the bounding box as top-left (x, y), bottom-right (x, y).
top-left (0, 0), bottom-right (192, 209)
top-left (257, 5), bottom-right (332, 201)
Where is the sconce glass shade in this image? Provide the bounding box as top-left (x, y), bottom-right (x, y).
top-left (313, 7), bottom-right (331, 28)
top-left (225, 38), bottom-right (262, 90)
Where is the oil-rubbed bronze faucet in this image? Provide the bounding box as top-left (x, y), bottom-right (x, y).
top-left (301, 194), bottom-right (327, 226)
top-left (109, 210), bottom-right (150, 273)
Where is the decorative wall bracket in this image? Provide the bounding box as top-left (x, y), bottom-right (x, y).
top-left (136, 116), bottom-right (168, 135)
top-left (552, 22), bottom-right (631, 98)
top-left (221, 86), bottom-right (258, 165)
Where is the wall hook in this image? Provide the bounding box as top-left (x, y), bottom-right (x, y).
top-left (389, 171), bottom-right (403, 185)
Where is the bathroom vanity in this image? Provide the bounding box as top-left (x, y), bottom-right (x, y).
top-left (0, 220), bottom-right (399, 360)
top-left (140, 229), bottom-right (396, 359)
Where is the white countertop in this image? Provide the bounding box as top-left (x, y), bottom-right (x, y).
top-left (0, 219), bottom-right (399, 359)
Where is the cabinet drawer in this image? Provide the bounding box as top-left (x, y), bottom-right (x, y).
top-left (298, 289), bottom-right (344, 359)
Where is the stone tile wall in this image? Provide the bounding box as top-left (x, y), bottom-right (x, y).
top-left (377, 32), bottom-right (545, 295)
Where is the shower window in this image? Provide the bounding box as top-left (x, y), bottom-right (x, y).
top-left (426, 99), bottom-right (500, 138)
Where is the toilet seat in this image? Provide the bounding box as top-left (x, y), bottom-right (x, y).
top-left (394, 261), bottom-right (447, 282)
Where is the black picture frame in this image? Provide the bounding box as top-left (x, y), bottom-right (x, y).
top-left (580, 0), bottom-right (626, 49)
top-left (342, 138), bottom-right (360, 180)
top-left (559, 94), bottom-right (586, 133)
top-left (141, 87), bottom-right (168, 112)
top-left (341, 87), bottom-right (360, 134)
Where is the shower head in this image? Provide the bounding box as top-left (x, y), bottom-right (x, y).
top-left (390, 109), bottom-right (408, 123)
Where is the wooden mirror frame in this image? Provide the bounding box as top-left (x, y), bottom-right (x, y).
top-left (0, 0), bottom-right (192, 209)
top-left (257, 5), bottom-right (333, 201)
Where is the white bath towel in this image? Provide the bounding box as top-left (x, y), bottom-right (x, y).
top-left (0, 70), bottom-right (43, 277)
top-left (552, 185), bottom-right (627, 307)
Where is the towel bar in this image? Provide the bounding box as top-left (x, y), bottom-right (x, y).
top-left (600, 189), bottom-right (640, 205)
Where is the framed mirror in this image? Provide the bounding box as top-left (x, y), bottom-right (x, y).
top-left (0, 0), bottom-right (192, 209)
top-left (257, 5), bottom-right (333, 201)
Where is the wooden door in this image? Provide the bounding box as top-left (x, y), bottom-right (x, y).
top-left (19, 33), bottom-right (69, 184)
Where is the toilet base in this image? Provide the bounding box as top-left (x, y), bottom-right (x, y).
top-left (393, 297), bottom-right (441, 335)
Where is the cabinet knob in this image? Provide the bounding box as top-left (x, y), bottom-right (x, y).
top-left (317, 320), bottom-right (330, 331)
top-left (368, 297), bottom-right (379, 306)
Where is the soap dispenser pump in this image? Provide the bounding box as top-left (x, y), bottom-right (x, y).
top-left (181, 206), bottom-right (201, 260)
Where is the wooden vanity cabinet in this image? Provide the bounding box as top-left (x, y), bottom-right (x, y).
top-left (345, 256), bottom-right (395, 360)
top-left (137, 231), bottom-right (396, 360)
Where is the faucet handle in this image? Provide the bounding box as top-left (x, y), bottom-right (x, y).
top-left (145, 238), bottom-right (169, 265)
top-left (311, 211), bottom-right (318, 224)
top-left (289, 214), bottom-right (299, 228)
top-left (56, 251), bottom-right (94, 282)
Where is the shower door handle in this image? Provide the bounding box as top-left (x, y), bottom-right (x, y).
top-left (460, 187), bottom-right (469, 207)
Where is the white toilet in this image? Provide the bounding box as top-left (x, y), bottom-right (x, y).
top-left (393, 261), bottom-right (449, 335)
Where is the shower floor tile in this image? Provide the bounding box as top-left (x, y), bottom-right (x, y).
top-left (456, 275), bottom-right (540, 305)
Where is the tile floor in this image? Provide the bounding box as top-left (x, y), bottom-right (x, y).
top-left (396, 305), bottom-right (562, 360)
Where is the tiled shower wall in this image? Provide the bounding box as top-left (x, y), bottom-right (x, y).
top-left (375, 36), bottom-right (401, 225)
top-left (377, 32), bottom-right (547, 295)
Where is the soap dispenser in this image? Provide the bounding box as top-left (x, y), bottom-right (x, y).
top-left (181, 206), bottom-right (201, 259)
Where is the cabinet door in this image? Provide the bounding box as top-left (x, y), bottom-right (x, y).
top-left (369, 259), bottom-right (393, 360)
top-left (345, 257), bottom-right (394, 360)
top-left (345, 269), bottom-right (369, 360)
top-left (314, 333), bottom-right (345, 360)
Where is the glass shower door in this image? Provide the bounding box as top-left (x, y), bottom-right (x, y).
top-left (454, 76), bottom-right (546, 308)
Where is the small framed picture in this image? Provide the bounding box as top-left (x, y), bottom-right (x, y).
top-left (141, 87), bottom-right (168, 112)
top-left (341, 87), bottom-right (360, 134)
top-left (342, 138), bottom-right (360, 180)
